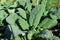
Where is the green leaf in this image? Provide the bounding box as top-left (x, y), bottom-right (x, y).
top-left (0, 10), bottom-right (8, 26)
top-left (46, 0), bottom-right (52, 10)
top-left (8, 24), bottom-right (25, 37)
top-left (10, 24), bottom-right (20, 36)
top-left (18, 17), bottom-right (29, 30)
top-left (6, 13), bottom-right (18, 24)
top-left (29, 0), bottom-right (47, 28)
top-left (25, 2), bottom-right (32, 12)
top-left (17, 8), bottom-right (26, 19)
top-left (54, 8), bottom-right (60, 19)
top-left (29, 5), bottom-right (39, 26)
top-left (38, 18), bottom-right (57, 29)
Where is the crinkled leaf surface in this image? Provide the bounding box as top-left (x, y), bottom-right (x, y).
top-left (10, 24), bottom-right (20, 36)
top-left (6, 13), bottom-right (18, 24)
top-left (18, 8), bottom-right (26, 19)
top-left (18, 17), bottom-right (29, 30)
top-left (29, 0), bottom-right (47, 28)
top-left (29, 5), bottom-right (39, 26)
top-left (6, 13), bottom-right (20, 36)
top-left (38, 18), bottom-right (57, 29)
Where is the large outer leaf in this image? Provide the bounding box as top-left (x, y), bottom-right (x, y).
top-left (38, 18), bottom-right (58, 29)
top-left (0, 10), bottom-right (8, 26)
top-left (10, 24), bottom-right (20, 36)
top-left (29, 5), bottom-right (39, 26)
top-left (6, 13), bottom-right (21, 36)
top-left (6, 13), bottom-right (18, 24)
top-left (29, 0), bottom-right (47, 28)
top-left (17, 8), bottom-right (26, 19)
top-left (18, 17), bottom-right (29, 30)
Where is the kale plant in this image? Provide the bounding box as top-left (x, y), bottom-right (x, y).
top-left (0, 0), bottom-right (60, 40)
